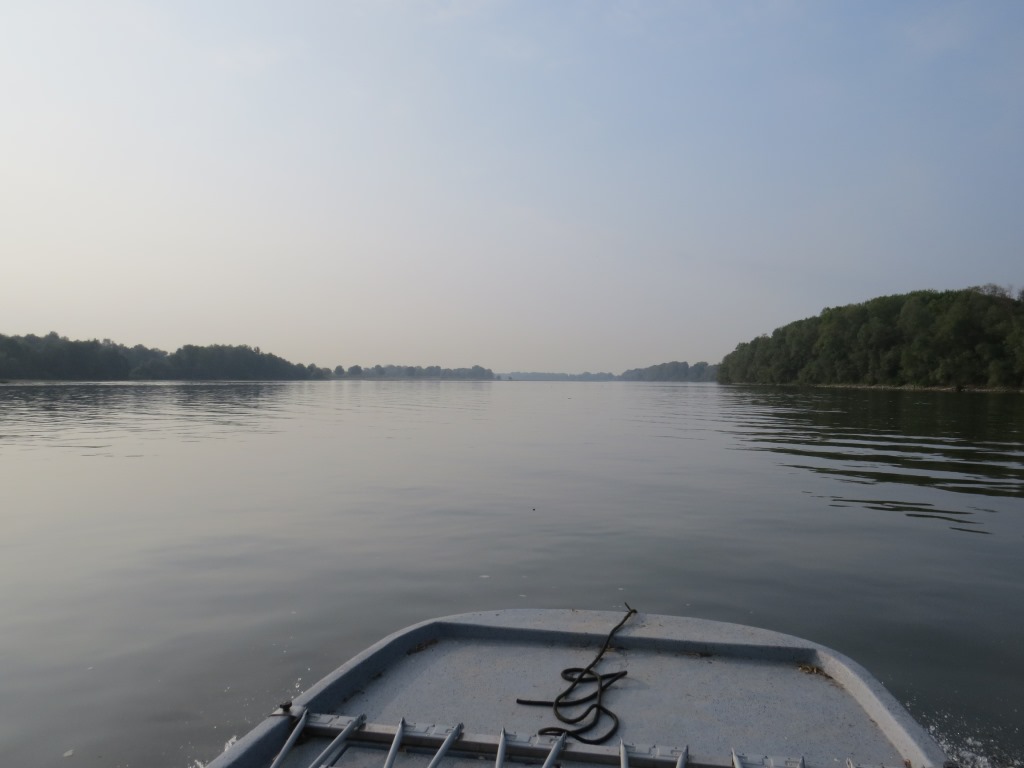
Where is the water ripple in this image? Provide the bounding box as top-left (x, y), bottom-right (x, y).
top-left (721, 386), bottom-right (1024, 534)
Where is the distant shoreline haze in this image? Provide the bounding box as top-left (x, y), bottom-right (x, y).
top-left (0, 333), bottom-right (715, 383)
top-left (503, 361), bottom-right (718, 382)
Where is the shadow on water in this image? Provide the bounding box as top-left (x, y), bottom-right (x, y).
top-left (720, 386), bottom-right (1024, 534)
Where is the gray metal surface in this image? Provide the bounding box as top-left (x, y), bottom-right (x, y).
top-left (207, 610), bottom-right (949, 768)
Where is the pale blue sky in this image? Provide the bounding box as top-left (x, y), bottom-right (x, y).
top-left (2, 1), bottom-right (1021, 372)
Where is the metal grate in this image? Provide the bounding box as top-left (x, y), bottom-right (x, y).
top-left (265, 707), bottom-right (812, 768)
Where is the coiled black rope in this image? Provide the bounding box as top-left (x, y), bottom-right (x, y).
top-left (516, 604), bottom-right (638, 744)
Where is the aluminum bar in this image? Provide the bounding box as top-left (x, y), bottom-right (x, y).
top-left (495, 729), bottom-right (508, 768)
top-left (382, 719), bottom-right (406, 768)
top-left (269, 709), bottom-right (309, 768)
top-left (541, 733), bottom-right (567, 768)
top-left (308, 713), bottom-right (367, 768)
top-left (425, 723), bottom-right (464, 768)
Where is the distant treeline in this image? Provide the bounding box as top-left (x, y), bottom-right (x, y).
top-left (0, 332), bottom-right (497, 382)
top-left (505, 361), bottom-right (718, 382)
top-left (0, 333), bottom-right (331, 381)
top-left (334, 364), bottom-right (494, 380)
top-left (504, 371), bottom-right (617, 381)
top-left (620, 361), bottom-right (718, 382)
top-left (2, 332), bottom-right (700, 384)
top-left (718, 286), bottom-right (1024, 389)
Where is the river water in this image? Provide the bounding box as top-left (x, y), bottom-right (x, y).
top-left (0, 381), bottom-right (1021, 768)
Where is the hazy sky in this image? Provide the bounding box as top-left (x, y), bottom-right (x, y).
top-left (2, 1), bottom-right (1022, 372)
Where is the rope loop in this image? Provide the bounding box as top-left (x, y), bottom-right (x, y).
top-left (516, 604), bottom-right (637, 744)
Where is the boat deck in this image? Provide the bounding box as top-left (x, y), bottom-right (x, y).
top-left (209, 610), bottom-right (948, 768)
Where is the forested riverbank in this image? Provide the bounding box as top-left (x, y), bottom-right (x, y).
top-left (0, 333), bottom-right (331, 381)
top-left (718, 286), bottom-right (1024, 389)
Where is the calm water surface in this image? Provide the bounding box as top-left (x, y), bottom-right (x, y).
top-left (0, 382), bottom-right (1021, 767)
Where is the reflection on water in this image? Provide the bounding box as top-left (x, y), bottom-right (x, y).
top-left (0, 382), bottom-right (294, 456)
top-left (720, 387), bottom-right (1024, 534)
top-left (825, 497), bottom-right (997, 534)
